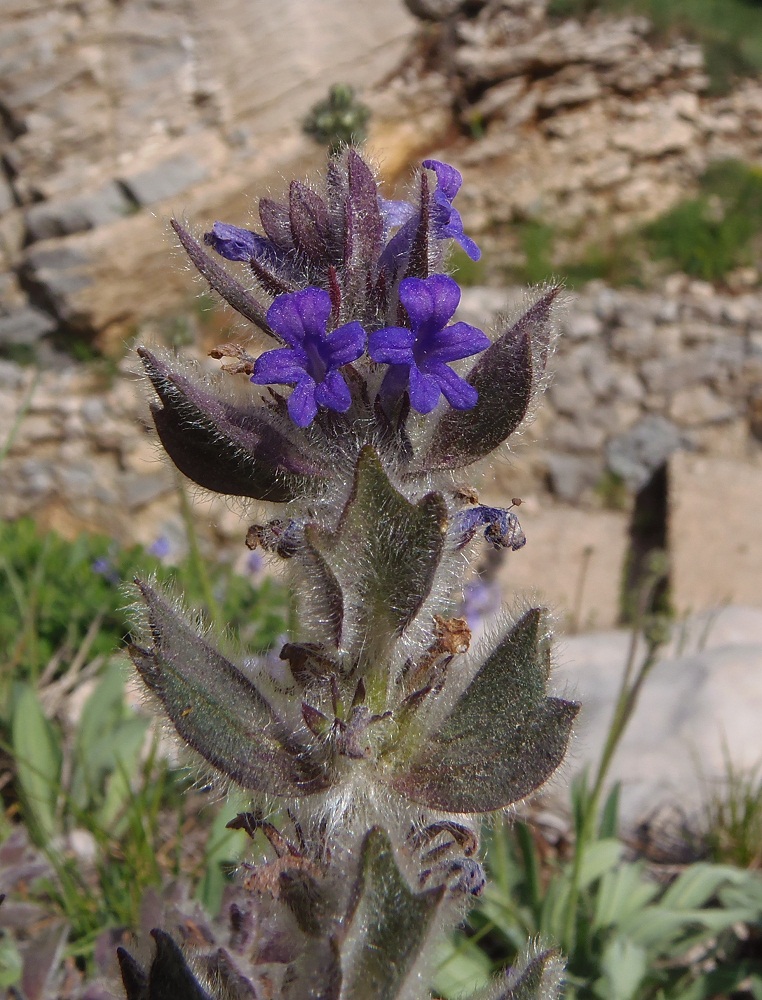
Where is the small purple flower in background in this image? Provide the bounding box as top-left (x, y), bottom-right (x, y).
top-left (251, 287), bottom-right (366, 427)
top-left (368, 274), bottom-right (489, 414)
top-left (422, 159), bottom-right (481, 262)
top-left (148, 535), bottom-right (171, 559)
top-left (92, 556), bottom-right (120, 586)
top-left (460, 577), bottom-right (502, 631)
top-left (246, 550), bottom-right (264, 576)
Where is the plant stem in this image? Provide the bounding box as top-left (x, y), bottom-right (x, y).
top-left (561, 561), bottom-right (670, 953)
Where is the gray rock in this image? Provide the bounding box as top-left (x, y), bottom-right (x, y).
top-left (547, 370), bottom-right (583, 416)
top-left (0, 173), bottom-right (15, 215)
top-left (25, 182), bottom-right (134, 242)
top-left (548, 416), bottom-right (607, 453)
top-left (546, 452), bottom-right (603, 502)
top-left (605, 414), bottom-right (683, 489)
top-left (118, 154), bottom-right (209, 207)
top-left (669, 385), bottom-right (738, 426)
top-left (562, 310), bottom-right (603, 341)
top-left (555, 606), bottom-right (762, 825)
top-left (0, 305), bottom-right (57, 345)
top-left (0, 360), bottom-right (28, 390)
top-left (21, 245), bottom-right (92, 320)
top-left (123, 470), bottom-right (173, 508)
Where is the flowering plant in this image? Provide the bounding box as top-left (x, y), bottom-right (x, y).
top-left (122, 150), bottom-right (576, 1000)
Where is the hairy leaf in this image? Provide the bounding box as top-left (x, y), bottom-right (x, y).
top-left (140, 347), bottom-right (321, 501)
top-left (390, 609), bottom-right (578, 812)
top-left (130, 581), bottom-right (329, 795)
top-left (424, 287), bottom-right (560, 470)
top-left (340, 828), bottom-right (445, 1000)
top-left (492, 946), bottom-right (565, 1000)
top-left (299, 531), bottom-right (345, 649)
top-left (305, 447), bottom-right (446, 653)
top-left (125, 930), bottom-right (212, 1000)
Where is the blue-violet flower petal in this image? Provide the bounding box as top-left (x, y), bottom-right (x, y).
top-left (368, 274), bottom-right (489, 415)
top-left (422, 159), bottom-right (481, 262)
top-left (204, 221), bottom-right (277, 263)
top-left (251, 287), bottom-right (366, 427)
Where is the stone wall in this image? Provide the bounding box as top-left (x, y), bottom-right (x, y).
top-left (6, 0), bottom-right (762, 357)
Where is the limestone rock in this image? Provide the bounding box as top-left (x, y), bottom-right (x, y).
top-left (606, 415), bottom-right (684, 490)
top-left (555, 607), bottom-right (762, 824)
top-left (668, 453), bottom-right (762, 612)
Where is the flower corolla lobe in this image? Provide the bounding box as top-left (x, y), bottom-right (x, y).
top-left (369, 274), bottom-right (490, 414)
top-left (252, 287), bottom-right (366, 427)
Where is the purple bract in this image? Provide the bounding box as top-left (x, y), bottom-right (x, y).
top-left (368, 274), bottom-right (489, 415)
top-left (251, 287), bottom-right (366, 427)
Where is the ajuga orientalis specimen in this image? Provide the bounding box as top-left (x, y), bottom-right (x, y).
top-left (123, 149), bottom-right (578, 1000)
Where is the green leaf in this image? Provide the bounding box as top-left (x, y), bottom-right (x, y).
top-left (619, 905), bottom-right (757, 951)
top-left (96, 716), bottom-right (150, 830)
top-left (304, 447), bottom-right (446, 654)
top-left (340, 827), bottom-right (445, 1000)
top-left (0, 935), bottom-right (23, 988)
top-left (594, 937), bottom-right (647, 1000)
top-left (130, 580), bottom-right (329, 795)
top-left (659, 863), bottom-right (748, 910)
top-left (196, 788), bottom-right (250, 915)
top-left (70, 661), bottom-right (138, 813)
top-left (598, 782), bottom-right (621, 839)
top-left (434, 936), bottom-right (494, 1000)
top-left (389, 610), bottom-right (578, 812)
top-left (140, 346), bottom-right (320, 501)
top-left (592, 862), bottom-right (660, 931)
top-left (578, 839), bottom-right (623, 889)
top-left (11, 684), bottom-right (62, 844)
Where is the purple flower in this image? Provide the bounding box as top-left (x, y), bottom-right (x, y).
top-left (422, 159), bottom-right (481, 262)
top-left (368, 275), bottom-right (489, 414)
top-left (92, 557), bottom-right (120, 586)
top-left (378, 160), bottom-right (481, 275)
top-left (378, 197), bottom-right (416, 232)
top-left (148, 535), bottom-right (171, 559)
top-left (204, 221), bottom-right (280, 265)
top-left (246, 550), bottom-right (264, 576)
top-left (454, 505), bottom-right (527, 552)
top-left (251, 287), bottom-right (366, 427)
